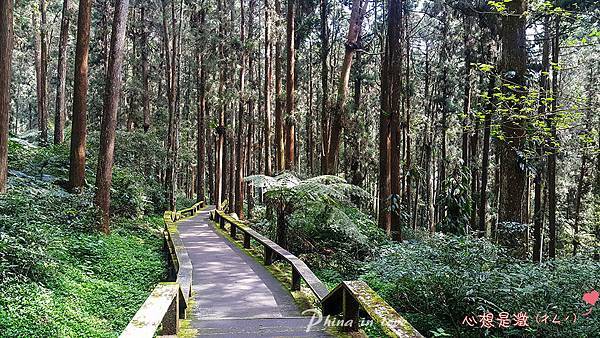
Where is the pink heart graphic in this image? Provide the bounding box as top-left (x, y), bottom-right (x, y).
top-left (583, 290), bottom-right (599, 306)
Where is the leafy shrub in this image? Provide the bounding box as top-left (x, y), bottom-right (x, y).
top-left (249, 173), bottom-right (387, 279)
top-left (361, 235), bottom-right (600, 337)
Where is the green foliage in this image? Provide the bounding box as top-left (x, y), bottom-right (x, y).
top-left (248, 173), bottom-right (387, 279)
top-left (436, 166), bottom-right (473, 235)
top-left (0, 140), bottom-right (166, 337)
top-left (361, 236), bottom-right (600, 337)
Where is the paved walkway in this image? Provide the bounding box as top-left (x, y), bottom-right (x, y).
top-left (177, 208), bottom-right (330, 337)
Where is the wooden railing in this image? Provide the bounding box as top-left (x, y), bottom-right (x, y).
top-left (168, 200), bottom-right (205, 222)
top-left (120, 201), bottom-right (205, 338)
top-left (211, 208), bottom-right (423, 338)
top-left (211, 209), bottom-right (329, 299)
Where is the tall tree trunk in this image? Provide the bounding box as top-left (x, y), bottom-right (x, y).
top-left (307, 43), bottom-right (315, 175)
top-left (196, 10), bottom-right (207, 203)
top-left (264, 0), bottom-right (273, 175)
top-left (208, 127), bottom-right (215, 204)
top-left (284, 0), bottom-right (295, 170)
top-left (0, 0), bottom-right (13, 193)
top-left (548, 16), bottom-right (559, 259)
top-left (533, 17), bottom-right (550, 262)
top-left (572, 155), bottom-right (588, 256)
top-left (274, 0), bottom-right (284, 171)
top-left (162, 0), bottom-right (179, 211)
top-left (95, 0), bottom-right (130, 234)
top-left (324, 0), bottom-right (368, 174)
top-left (141, 6), bottom-right (150, 132)
top-left (478, 37), bottom-right (497, 237)
top-left (463, 15), bottom-right (476, 230)
top-left (422, 43), bottom-right (435, 233)
top-left (438, 10), bottom-right (449, 224)
top-left (383, 0), bottom-right (403, 241)
top-left (377, 1), bottom-right (391, 235)
top-left (54, 0), bottom-right (70, 145)
top-left (68, 0), bottom-right (92, 190)
top-left (498, 0), bottom-right (528, 226)
top-left (403, 11), bottom-right (411, 222)
top-left (215, 0), bottom-right (225, 208)
top-left (235, 0), bottom-right (247, 218)
top-left (319, 0), bottom-right (330, 174)
top-left (35, 0), bottom-right (48, 145)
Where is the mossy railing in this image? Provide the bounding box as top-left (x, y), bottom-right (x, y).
top-left (168, 200), bottom-right (205, 222)
top-left (212, 208), bottom-right (423, 338)
top-left (120, 201), bottom-right (205, 338)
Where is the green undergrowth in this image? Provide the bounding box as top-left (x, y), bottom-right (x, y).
top-left (0, 140), bottom-right (167, 337)
top-left (249, 176), bottom-right (600, 337)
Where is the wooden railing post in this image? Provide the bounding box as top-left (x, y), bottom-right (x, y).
top-left (243, 232), bottom-right (251, 248)
top-left (219, 216), bottom-right (225, 229)
top-left (343, 288), bottom-right (360, 332)
top-left (264, 246), bottom-right (273, 265)
top-left (161, 290), bottom-right (180, 335)
top-left (178, 289), bottom-right (186, 319)
top-left (291, 267), bottom-right (301, 291)
top-left (230, 222), bottom-right (237, 239)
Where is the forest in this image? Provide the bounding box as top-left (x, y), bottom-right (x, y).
top-left (0, 0), bottom-right (599, 337)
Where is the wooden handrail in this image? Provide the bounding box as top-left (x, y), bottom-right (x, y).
top-left (212, 208), bottom-right (423, 337)
top-left (212, 209), bottom-right (329, 300)
top-left (120, 201), bottom-right (204, 338)
top-left (120, 283), bottom-right (179, 337)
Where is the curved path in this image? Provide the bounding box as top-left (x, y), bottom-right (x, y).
top-left (177, 207), bottom-right (330, 337)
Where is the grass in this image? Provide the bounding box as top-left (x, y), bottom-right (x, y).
top-left (0, 217), bottom-right (167, 338)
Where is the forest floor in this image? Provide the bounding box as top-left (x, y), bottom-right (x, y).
top-left (0, 137), bottom-right (166, 337)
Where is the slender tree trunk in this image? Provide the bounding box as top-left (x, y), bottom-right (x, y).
top-left (235, 0), bottom-right (247, 218)
top-left (34, 0), bottom-right (48, 145)
top-left (162, 0), bottom-right (179, 211)
top-left (463, 16), bottom-right (477, 231)
top-left (324, 0), bottom-right (368, 174)
top-left (68, 0), bottom-right (92, 190)
top-left (534, 18), bottom-right (550, 262)
top-left (274, 0), bottom-right (284, 171)
top-left (403, 11), bottom-right (411, 221)
top-left (479, 82), bottom-right (494, 237)
top-left (141, 6), bottom-right (151, 132)
top-left (572, 155), bottom-right (587, 256)
top-left (319, 0), bottom-right (330, 174)
top-left (33, 10), bottom-right (41, 132)
top-left (478, 37), bottom-right (497, 237)
top-left (95, 0), bottom-right (130, 234)
top-left (196, 10), bottom-right (207, 203)
top-left (0, 0), bottom-right (13, 193)
top-left (54, 0), bottom-right (70, 144)
top-left (422, 43), bottom-right (435, 233)
top-left (264, 0), bottom-right (273, 175)
top-left (548, 16), bottom-right (559, 259)
top-left (438, 11), bottom-right (450, 225)
top-left (284, 0), bottom-right (296, 170)
top-left (208, 127), bottom-right (215, 204)
top-left (307, 44), bottom-right (315, 175)
top-left (215, 0), bottom-right (225, 208)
